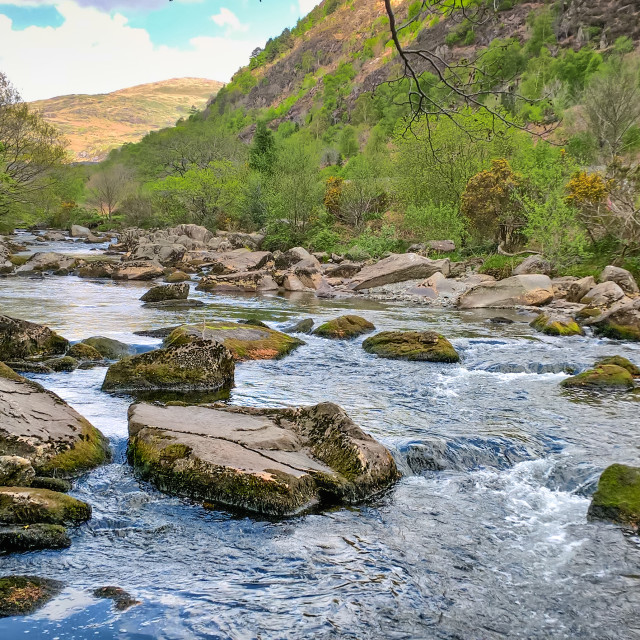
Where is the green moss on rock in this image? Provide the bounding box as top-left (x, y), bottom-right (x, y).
top-left (0, 524), bottom-right (70, 553)
top-left (594, 322), bottom-right (640, 342)
top-left (44, 356), bottom-right (78, 372)
top-left (362, 331), bottom-right (460, 362)
top-left (0, 576), bottom-right (64, 617)
top-left (588, 464), bottom-right (640, 531)
top-left (594, 356), bottom-right (640, 377)
top-left (560, 364), bottom-right (635, 391)
top-left (67, 343), bottom-right (103, 361)
top-left (313, 315), bottom-right (375, 340)
top-left (0, 487), bottom-right (91, 525)
top-left (0, 362), bottom-right (23, 382)
top-left (530, 314), bottom-right (584, 337)
top-left (80, 337), bottom-right (134, 360)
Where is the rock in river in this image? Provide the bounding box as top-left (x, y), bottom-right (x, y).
top-left (0, 487), bottom-right (91, 525)
top-left (560, 364), bottom-right (635, 391)
top-left (140, 282), bottom-right (189, 303)
top-left (102, 340), bottom-right (235, 393)
top-left (127, 402), bottom-right (399, 516)
top-left (362, 331), bottom-right (460, 362)
top-left (313, 315), bottom-right (375, 340)
top-left (588, 464), bottom-right (640, 532)
top-left (80, 336), bottom-right (134, 360)
top-left (0, 315), bottom-right (68, 362)
top-left (0, 362), bottom-right (111, 476)
top-left (530, 312), bottom-right (584, 337)
top-left (457, 275), bottom-right (554, 309)
top-left (165, 323), bottom-right (304, 361)
top-left (0, 576), bottom-right (63, 617)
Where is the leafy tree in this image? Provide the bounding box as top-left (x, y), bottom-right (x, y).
top-left (249, 121), bottom-right (277, 174)
top-left (339, 125), bottom-right (359, 157)
top-left (86, 165), bottom-right (134, 220)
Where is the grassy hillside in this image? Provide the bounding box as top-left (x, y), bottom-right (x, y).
top-left (30, 78), bottom-right (223, 162)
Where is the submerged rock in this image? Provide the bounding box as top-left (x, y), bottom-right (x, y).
top-left (102, 340), bottom-right (235, 393)
top-left (164, 323), bottom-right (304, 361)
top-left (93, 586), bottom-right (140, 611)
top-left (0, 487), bottom-right (91, 525)
top-left (313, 315), bottom-right (375, 340)
top-left (285, 318), bottom-right (314, 334)
top-left (0, 363), bottom-right (111, 476)
top-left (0, 524), bottom-right (70, 553)
top-left (560, 364), bottom-right (634, 391)
top-left (458, 275), bottom-right (554, 309)
top-left (588, 464), bottom-right (640, 532)
top-left (140, 283), bottom-right (189, 303)
top-left (127, 402), bottom-right (399, 516)
top-left (594, 356), bottom-right (640, 377)
top-left (0, 576), bottom-right (63, 617)
top-left (80, 337), bottom-right (134, 360)
top-left (530, 313), bottom-right (584, 337)
top-left (0, 315), bottom-right (68, 362)
top-left (362, 331), bottom-right (460, 362)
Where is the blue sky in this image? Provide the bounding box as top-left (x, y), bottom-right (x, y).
top-left (0, 0), bottom-right (320, 100)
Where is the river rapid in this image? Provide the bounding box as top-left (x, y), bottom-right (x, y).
top-left (0, 237), bottom-right (639, 639)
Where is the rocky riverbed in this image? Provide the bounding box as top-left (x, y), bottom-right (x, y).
top-left (0, 229), bottom-right (639, 639)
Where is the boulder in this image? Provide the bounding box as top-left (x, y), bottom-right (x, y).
top-left (80, 336), bottom-right (134, 360)
top-left (600, 265), bottom-right (639, 295)
top-left (127, 402), bottom-right (399, 516)
top-left (588, 297), bottom-right (640, 341)
top-left (0, 456), bottom-right (35, 487)
top-left (0, 487), bottom-right (91, 525)
top-left (285, 319), bottom-right (315, 334)
top-left (16, 252), bottom-right (76, 273)
top-left (93, 586), bottom-right (140, 611)
top-left (31, 477), bottom-right (71, 493)
top-left (112, 260), bottom-right (163, 281)
top-left (588, 464), bottom-right (640, 532)
top-left (197, 270), bottom-right (277, 293)
top-left (0, 315), bottom-right (68, 362)
top-left (0, 362), bottom-right (111, 476)
top-left (274, 247), bottom-right (318, 270)
top-left (349, 253), bottom-right (450, 291)
top-left (594, 355), bottom-right (640, 377)
top-left (457, 275), bottom-right (554, 309)
top-left (283, 274), bottom-right (309, 292)
top-left (140, 283), bottom-right (189, 303)
top-left (581, 281), bottom-right (626, 306)
top-left (427, 240), bottom-right (456, 253)
top-left (164, 324), bottom-right (304, 361)
top-left (102, 340), bottom-right (235, 393)
top-left (76, 260), bottom-right (116, 279)
top-left (0, 525), bottom-right (70, 553)
top-left (85, 232), bottom-right (104, 244)
top-left (323, 262), bottom-right (362, 279)
top-left (44, 356), bottom-right (78, 372)
top-left (530, 313), bottom-right (584, 337)
top-left (551, 276), bottom-right (578, 299)
top-left (313, 316), bottom-right (375, 340)
top-left (164, 270), bottom-right (191, 283)
top-left (512, 255), bottom-right (552, 276)
top-left (362, 331), bottom-right (460, 362)
top-left (0, 576), bottom-right (64, 617)
top-left (208, 249), bottom-right (273, 274)
top-left (67, 342), bottom-right (104, 361)
top-left (172, 224), bottom-right (213, 244)
top-left (131, 243), bottom-right (185, 264)
top-left (70, 225), bottom-right (90, 238)
top-left (560, 364), bottom-right (634, 391)
top-left (43, 231), bottom-right (66, 242)
top-left (566, 276), bottom-right (596, 303)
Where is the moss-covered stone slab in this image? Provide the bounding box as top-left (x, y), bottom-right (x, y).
top-left (0, 524), bottom-right (71, 553)
top-left (0, 487), bottom-right (91, 525)
top-left (589, 298), bottom-right (640, 342)
top-left (164, 323), bottom-right (304, 361)
top-left (0, 576), bottom-right (63, 617)
top-left (140, 282), bottom-right (189, 303)
top-left (80, 337), bottom-right (135, 360)
top-left (0, 456), bottom-right (35, 487)
top-left (313, 315), bottom-right (375, 340)
top-left (588, 464), bottom-right (640, 532)
top-left (0, 315), bottom-right (68, 362)
top-left (67, 342), bottom-right (104, 361)
top-left (0, 363), bottom-right (111, 477)
top-left (285, 318), bottom-right (314, 334)
top-left (560, 364), bottom-right (635, 391)
top-left (530, 313), bottom-right (584, 337)
top-left (102, 340), bottom-right (235, 393)
top-left (362, 331), bottom-right (460, 362)
top-left (127, 402), bottom-right (399, 517)
top-left (44, 356), bottom-right (78, 372)
top-left (594, 356), bottom-right (640, 377)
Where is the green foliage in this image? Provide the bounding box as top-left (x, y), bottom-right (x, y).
top-left (345, 225), bottom-right (404, 258)
top-left (404, 203), bottom-right (466, 246)
top-left (249, 122), bottom-right (277, 174)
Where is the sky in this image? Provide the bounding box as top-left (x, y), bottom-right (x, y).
top-left (0, 0), bottom-right (320, 101)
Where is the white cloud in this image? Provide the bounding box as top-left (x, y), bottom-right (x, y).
top-left (0, 1), bottom-right (255, 100)
top-left (298, 0), bottom-right (320, 15)
top-left (211, 8), bottom-right (248, 34)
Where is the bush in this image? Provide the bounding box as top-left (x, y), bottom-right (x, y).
top-left (307, 225), bottom-right (342, 253)
top-left (403, 203), bottom-right (466, 246)
top-left (478, 254), bottom-right (524, 279)
top-left (346, 225), bottom-right (404, 259)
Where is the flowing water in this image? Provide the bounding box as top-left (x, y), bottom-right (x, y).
top-left (1, 236), bottom-right (640, 639)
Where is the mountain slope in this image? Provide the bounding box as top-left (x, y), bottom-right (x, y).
top-left (31, 78), bottom-right (224, 162)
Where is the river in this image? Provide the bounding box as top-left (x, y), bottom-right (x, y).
top-left (0, 235), bottom-right (639, 639)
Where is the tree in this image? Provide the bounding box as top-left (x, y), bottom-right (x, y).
top-left (0, 71), bottom-right (67, 218)
top-left (249, 121), bottom-right (276, 173)
top-left (86, 165), bottom-right (134, 219)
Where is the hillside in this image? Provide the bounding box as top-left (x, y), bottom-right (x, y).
top-left (31, 78), bottom-right (224, 162)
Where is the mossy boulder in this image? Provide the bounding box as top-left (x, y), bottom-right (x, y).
top-left (44, 356), bottom-right (78, 372)
top-left (285, 318), bottom-right (314, 334)
top-left (560, 364), bottom-right (635, 391)
top-left (0, 576), bottom-right (63, 617)
top-left (594, 356), bottom-right (640, 377)
top-left (0, 487), bottom-right (91, 525)
top-left (102, 339), bottom-right (235, 393)
top-left (30, 477), bottom-right (71, 493)
top-left (127, 402), bottom-right (399, 517)
top-left (589, 298), bottom-right (640, 342)
top-left (80, 337), bottom-right (134, 360)
top-left (0, 365), bottom-right (111, 477)
top-left (164, 270), bottom-right (191, 283)
top-left (0, 315), bottom-right (68, 362)
top-left (588, 464), bottom-right (640, 532)
top-left (140, 282), bottom-right (189, 303)
top-left (67, 342), bottom-right (104, 361)
top-left (164, 323), bottom-right (304, 361)
top-left (0, 524), bottom-right (70, 553)
top-left (313, 315), bottom-right (375, 340)
top-left (530, 313), bottom-right (584, 337)
top-left (362, 331), bottom-right (460, 362)
top-left (0, 456), bottom-right (35, 487)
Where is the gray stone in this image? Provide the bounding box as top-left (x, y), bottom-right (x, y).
top-left (0, 456), bottom-right (35, 487)
top-left (512, 255), bottom-right (552, 276)
top-left (457, 274), bottom-right (554, 309)
top-left (600, 265), bottom-right (639, 295)
top-left (140, 283), bottom-right (189, 303)
top-left (580, 281), bottom-right (625, 306)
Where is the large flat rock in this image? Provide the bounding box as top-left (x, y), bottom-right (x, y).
top-left (0, 315), bottom-right (68, 361)
top-left (127, 402), bottom-right (399, 516)
top-left (457, 274), bottom-right (554, 309)
top-left (0, 363), bottom-right (110, 476)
